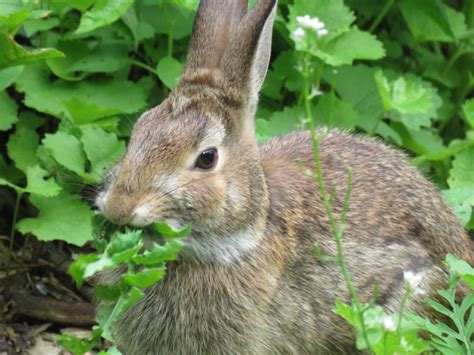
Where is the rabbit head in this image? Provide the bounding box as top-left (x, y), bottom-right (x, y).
top-left (97, 0), bottom-right (277, 262)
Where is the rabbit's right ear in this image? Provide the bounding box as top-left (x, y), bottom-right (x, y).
top-left (184, 0), bottom-right (248, 73)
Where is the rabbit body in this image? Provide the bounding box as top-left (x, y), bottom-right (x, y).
top-left (98, 0), bottom-right (474, 354)
top-left (107, 130), bottom-right (470, 355)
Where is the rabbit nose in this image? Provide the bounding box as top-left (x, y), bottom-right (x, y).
top-left (106, 210), bottom-right (133, 226)
top-left (102, 192), bottom-right (137, 226)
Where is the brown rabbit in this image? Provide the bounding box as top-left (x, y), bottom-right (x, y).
top-left (96, 0), bottom-right (474, 353)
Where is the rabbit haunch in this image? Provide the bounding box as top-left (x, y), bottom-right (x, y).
top-left (97, 0), bottom-right (474, 353)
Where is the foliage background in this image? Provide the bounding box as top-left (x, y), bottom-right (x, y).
top-left (0, 0), bottom-right (473, 250)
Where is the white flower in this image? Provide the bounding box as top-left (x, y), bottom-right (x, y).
top-left (293, 27), bottom-right (305, 42)
top-left (382, 316), bottom-right (396, 331)
top-left (296, 15), bottom-right (328, 38)
top-left (403, 271), bottom-right (425, 295)
top-left (317, 28), bottom-right (328, 38)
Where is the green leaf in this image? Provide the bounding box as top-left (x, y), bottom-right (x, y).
top-left (107, 230), bottom-right (142, 256)
top-left (15, 64), bottom-right (148, 121)
top-left (101, 287), bottom-right (144, 341)
top-left (17, 191), bottom-right (94, 246)
top-left (139, 3), bottom-right (194, 40)
top-left (75, 0), bottom-right (134, 34)
top-left (255, 106), bottom-right (302, 139)
top-left (47, 40), bottom-right (131, 81)
top-left (80, 126), bottom-right (125, 179)
top-left (314, 93), bottom-right (359, 129)
top-left (24, 165), bottom-right (61, 197)
top-left (334, 300), bottom-right (356, 326)
top-left (0, 91), bottom-right (17, 130)
top-left (317, 28), bottom-right (385, 66)
top-left (463, 99), bottom-right (474, 129)
top-left (55, 333), bottom-right (96, 355)
top-left (23, 17), bottom-right (60, 37)
top-left (0, 32), bottom-right (64, 70)
top-left (6, 112), bottom-right (41, 172)
top-left (445, 6), bottom-right (467, 40)
top-left (0, 1), bottom-right (29, 33)
top-left (153, 222), bottom-right (191, 238)
top-left (0, 65), bottom-right (23, 91)
top-left (66, 0), bottom-right (95, 12)
top-left (445, 254), bottom-right (474, 289)
top-left (448, 148), bottom-right (474, 189)
top-left (374, 71), bottom-right (441, 131)
top-left (323, 65), bottom-right (383, 133)
top-left (69, 253), bottom-right (100, 287)
top-left (443, 188), bottom-right (474, 226)
top-left (42, 131), bottom-right (87, 178)
top-left (399, 0), bottom-right (455, 42)
top-left (95, 284), bottom-right (122, 302)
top-left (132, 240), bottom-right (184, 265)
top-left (122, 268), bottom-right (165, 288)
top-left (156, 56), bottom-right (183, 89)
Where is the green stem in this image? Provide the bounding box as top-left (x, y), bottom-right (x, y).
top-left (443, 48), bottom-right (463, 75)
top-left (167, 33), bottom-right (174, 58)
top-left (9, 192), bottom-right (22, 251)
top-left (368, 0), bottom-right (395, 33)
top-left (397, 287), bottom-right (410, 336)
top-left (302, 58), bottom-right (373, 354)
top-left (131, 59), bottom-right (159, 77)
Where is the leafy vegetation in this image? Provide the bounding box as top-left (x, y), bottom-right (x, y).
top-left (58, 225), bottom-right (186, 354)
top-left (0, 0), bottom-right (473, 353)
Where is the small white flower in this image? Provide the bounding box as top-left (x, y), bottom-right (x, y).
top-left (382, 316), bottom-right (396, 331)
top-left (403, 271), bottom-right (425, 295)
top-left (293, 27), bottom-right (305, 42)
top-left (317, 28), bottom-right (328, 38)
top-left (296, 15), bottom-right (328, 37)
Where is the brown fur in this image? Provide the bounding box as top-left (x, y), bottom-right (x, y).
top-left (98, 1), bottom-right (473, 353)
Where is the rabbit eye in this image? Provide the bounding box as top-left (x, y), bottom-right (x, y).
top-left (195, 148), bottom-right (218, 171)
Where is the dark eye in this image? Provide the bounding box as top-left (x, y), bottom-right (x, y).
top-left (195, 148), bottom-right (218, 171)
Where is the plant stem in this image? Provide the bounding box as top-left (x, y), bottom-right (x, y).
top-left (302, 58), bottom-right (373, 353)
top-left (369, 0), bottom-right (395, 33)
top-left (443, 48), bottom-right (463, 75)
top-left (167, 33), bottom-right (174, 58)
top-left (10, 192), bottom-right (22, 251)
top-left (397, 287), bottom-right (410, 335)
top-left (131, 59), bottom-right (159, 77)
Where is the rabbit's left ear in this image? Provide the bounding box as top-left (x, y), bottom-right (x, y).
top-left (220, 0), bottom-right (277, 112)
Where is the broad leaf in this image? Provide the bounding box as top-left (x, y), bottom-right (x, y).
top-left (156, 56), bottom-right (183, 89)
top-left (399, 0), bottom-right (455, 42)
top-left (80, 126), bottom-right (125, 179)
top-left (0, 91), bottom-right (17, 130)
top-left (0, 32), bottom-right (64, 69)
top-left (75, 0), bottom-right (134, 34)
top-left (17, 192), bottom-right (94, 246)
top-left (42, 132), bottom-right (88, 178)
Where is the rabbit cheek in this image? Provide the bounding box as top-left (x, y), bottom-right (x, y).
top-left (184, 174), bottom-right (227, 222)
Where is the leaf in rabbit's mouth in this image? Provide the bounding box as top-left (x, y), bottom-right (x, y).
top-left (153, 222), bottom-right (192, 239)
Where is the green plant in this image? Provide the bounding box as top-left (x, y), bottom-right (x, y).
top-left (57, 223), bottom-right (188, 354)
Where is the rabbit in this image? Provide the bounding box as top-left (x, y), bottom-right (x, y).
top-left (96, 0), bottom-right (474, 353)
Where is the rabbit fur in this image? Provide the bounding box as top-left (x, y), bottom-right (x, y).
top-left (97, 0), bottom-right (474, 353)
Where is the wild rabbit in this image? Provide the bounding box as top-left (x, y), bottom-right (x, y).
top-left (97, 0), bottom-right (474, 353)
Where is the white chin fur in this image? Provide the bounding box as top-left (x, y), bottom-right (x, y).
top-left (182, 228), bottom-right (263, 264)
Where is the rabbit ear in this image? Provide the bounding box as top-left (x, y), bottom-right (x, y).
top-left (220, 0), bottom-right (277, 108)
top-left (184, 0), bottom-right (248, 73)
